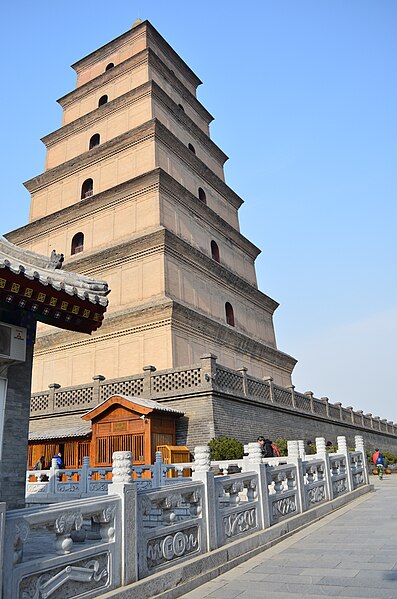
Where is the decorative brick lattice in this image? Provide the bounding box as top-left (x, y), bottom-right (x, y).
top-left (313, 400), bottom-right (327, 417)
top-left (341, 409), bottom-right (352, 423)
top-left (328, 405), bottom-right (341, 420)
top-left (247, 379), bottom-right (270, 401)
top-left (353, 413), bottom-right (363, 426)
top-left (151, 369), bottom-right (201, 393)
top-left (54, 387), bottom-right (93, 408)
top-left (30, 394), bottom-right (50, 413)
top-left (101, 378), bottom-right (144, 401)
top-left (274, 387), bottom-right (293, 407)
top-left (363, 416), bottom-right (372, 428)
top-left (293, 393), bottom-right (311, 412)
top-left (215, 368), bottom-right (244, 394)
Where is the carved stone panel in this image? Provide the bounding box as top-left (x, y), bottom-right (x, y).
top-left (146, 525), bottom-right (200, 570)
top-left (18, 553), bottom-right (110, 599)
top-left (223, 507), bottom-right (257, 539)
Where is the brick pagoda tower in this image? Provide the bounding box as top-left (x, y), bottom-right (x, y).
top-left (7, 20), bottom-right (296, 393)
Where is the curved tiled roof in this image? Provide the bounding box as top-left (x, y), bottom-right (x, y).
top-left (0, 236), bottom-right (109, 307)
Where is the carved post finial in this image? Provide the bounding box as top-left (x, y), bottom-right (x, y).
top-left (337, 436), bottom-right (348, 453)
top-left (288, 440), bottom-right (300, 459)
top-left (315, 437), bottom-right (326, 454)
top-left (112, 451), bottom-right (133, 483)
top-left (297, 440), bottom-right (305, 459)
top-left (194, 446), bottom-right (211, 472)
top-left (247, 442), bottom-right (262, 465)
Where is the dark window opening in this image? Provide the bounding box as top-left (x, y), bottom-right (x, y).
top-left (81, 179), bottom-right (93, 199)
top-left (71, 232), bottom-right (84, 255)
top-left (211, 240), bottom-right (220, 263)
top-left (178, 104), bottom-right (185, 112)
top-left (188, 143), bottom-right (196, 154)
top-left (225, 302), bottom-right (235, 327)
top-left (105, 63), bottom-right (114, 71)
top-left (89, 133), bottom-right (100, 149)
top-left (198, 187), bottom-right (207, 204)
top-left (98, 95), bottom-right (108, 107)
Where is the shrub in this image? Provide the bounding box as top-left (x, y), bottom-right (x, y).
top-left (273, 437), bottom-right (288, 456)
top-left (208, 436), bottom-right (244, 460)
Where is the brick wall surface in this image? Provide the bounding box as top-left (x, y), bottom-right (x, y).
top-left (0, 344), bottom-right (34, 509)
top-left (170, 392), bottom-right (397, 454)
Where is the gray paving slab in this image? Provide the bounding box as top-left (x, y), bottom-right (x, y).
top-left (180, 477), bottom-right (397, 599)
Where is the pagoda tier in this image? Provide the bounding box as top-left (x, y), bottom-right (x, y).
top-left (6, 20), bottom-right (296, 391)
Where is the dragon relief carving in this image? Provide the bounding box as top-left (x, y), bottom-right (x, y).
top-left (332, 478), bottom-right (347, 495)
top-left (306, 484), bottom-right (326, 504)
top-left (271, 496), bottom-right (297, 520)
top-left (19, 554), bottom-right (109, 599)
top-left (223, 507), bottom-right (257, 538)
top-left (146, 526), bottom-right (200, 569)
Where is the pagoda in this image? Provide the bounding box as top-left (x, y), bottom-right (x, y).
top-left (7, 20), bottom-right (296, 394)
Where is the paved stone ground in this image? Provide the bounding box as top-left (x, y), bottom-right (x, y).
top-left (180, 476), bottom-right (397, 599)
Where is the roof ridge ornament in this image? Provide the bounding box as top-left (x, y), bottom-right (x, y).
top-left (49, 249), bottom-right (64, 270)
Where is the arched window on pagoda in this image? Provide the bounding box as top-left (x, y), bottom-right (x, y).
top-left (98, 95), bottom-right (108, 107)
top-left (188, 143), bottom-right (196, 154)
top-left (71, 232), bottom-right (84, 255)
top-left (89, 133), bottom-right (100, 150)
top-left (81, 179), bottom-right (93, 199)
top-left (198, 187), bottom-right (207, 204)
top-left (211, 240), bottom-right (220, 263)
top-left (105, 63), bottom-right (114, 71)
top-left (225, 302), bottom-right (235, 327)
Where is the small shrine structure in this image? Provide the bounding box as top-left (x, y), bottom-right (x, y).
top-left (28, 394), bottom-right (183, 469)
top-left (0, 236), bottom-right (109, 508)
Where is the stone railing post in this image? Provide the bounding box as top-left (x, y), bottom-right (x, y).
top-left (200, 353), bottom-right (217, 386)
top-left (264, 376), bottom-right (274, 402)
top-left (109, 451), bottom-right (137, 585)
top-left (48, 382), bottom-right (61, 412)
top-left (47, 458), bottom-right (58, 494)
top-left (80, 456), bottom-right (90, 494)
top-left (355, 435), bottom-right (370, 484)
top-left (287, 384), bottom-right (296, 408)
top-left (315, 437), bottom-right (332, 500)
top-left (387, 420), bottom-right (393, 434)
top-left (334, 402), bottom-right (343, 420)
top-left (337, 436), bottom-right (353, 491)
top-left (142, 365), bottom-right (156, 398)
top-left (366, 413), bottom-right (373, 429)
top-left (304, 391), bottom-right (314, 413)
top-left (92, 374), bottom-right (105, 405)
top-left (297, 440), bottom-right (305, 459)
top-left (192, 446), bottom-right (217, 550)
top-left (237, 366), bottom-right (248, 396)
top-left (321, 397), bottom-right (330, 417)
top-left (152, 451), bottom-right (164, 488)
top-left (244, 442), bottom-right (271, 529)
top-left (287, 441), bottom-right (305, 512)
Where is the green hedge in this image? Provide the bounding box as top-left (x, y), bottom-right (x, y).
top-left (208, 437), bottom-right (244, 460)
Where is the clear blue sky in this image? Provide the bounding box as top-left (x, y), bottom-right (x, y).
top-left (1, 2), bottom-right (396, 418)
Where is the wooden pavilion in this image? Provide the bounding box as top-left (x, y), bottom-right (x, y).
top-left (28, 394), bottom-right (184, 469)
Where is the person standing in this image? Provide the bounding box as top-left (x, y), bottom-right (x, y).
top-left (34, 455), bottom-right (46, 470)
top-left (52, 452), bottom-right (64, 468)
top-left (257, 436), bottom-right (274, 458)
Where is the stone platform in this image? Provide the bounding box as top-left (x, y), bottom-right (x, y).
top-left (180, 475), bottom-right (397, 599)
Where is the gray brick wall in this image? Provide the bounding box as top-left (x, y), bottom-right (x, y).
top-left (0, 343), bottom-right (34, 509)
top-left (169, 392), bottom-right (397, 454)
